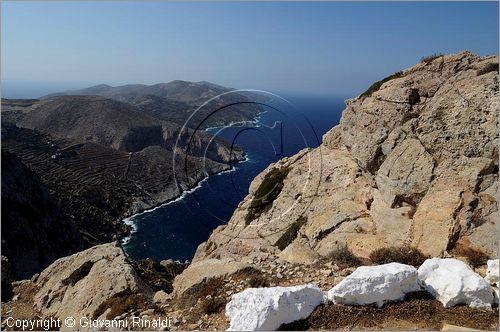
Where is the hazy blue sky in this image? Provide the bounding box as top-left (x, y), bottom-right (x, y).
top-left (2, 1), bottom-right (498, 98)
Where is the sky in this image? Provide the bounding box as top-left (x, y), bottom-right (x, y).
top-left (1, 1), bottom-right (498, 98)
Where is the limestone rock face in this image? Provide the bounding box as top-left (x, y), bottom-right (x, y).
top-left (327, 263), bottom-right (420, 307)
top-left (418, 258), bottom-right (494, 309)
top-left (192, 52), bottom-right (498, 265)
top-left (225, 284), bottom-right (324, 331)
top-left (33, 243), bottom-right (149, 328)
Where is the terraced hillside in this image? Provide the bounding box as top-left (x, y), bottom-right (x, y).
top-left (1, 82), bottom-right (255, 280)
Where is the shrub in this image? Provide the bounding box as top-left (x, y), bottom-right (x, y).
top-left (92, 289), bottom-right (153, 320)
top-left (451, 246), bottom-right (489, 268)
top-left (200, 297), bottom-right (226, 315)
top-left (359, 71), bottom-right (404, 99)
top-left (477, 62), bottom-right (499, 76)
top-left (62, 261), bottom-right (94, 286)
top-left (369, 246), bottom-right (428, 267)
top-left (274, 216), bottom-right (307, 250)
top-left (232, 267), bottom-right (271, 288)
top-left (183, 277), bottom-right (224, 306)
top-left (421, 53), bottom-right (443, 64)
top-left (245, 167), bottom-right (291, 224)
top-left (326, 246), bottom-right (363, 269)
top-left (247, 274), bottom-right (270, 288)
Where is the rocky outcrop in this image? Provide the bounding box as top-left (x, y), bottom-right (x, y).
top-left (327, 263), bottom-right (420, 307)
top-left (193, 52), bottom-right (499, 265)
top-left (418, 258), bottom-right (494, 309)
top-left (225, 284), bottom-right (324, 331)
top-left (33, 243), bottom-right (149, 328)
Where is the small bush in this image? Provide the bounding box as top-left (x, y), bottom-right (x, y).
top-left (477, 62), bottom-right (499, 76)
top-left (185, 277), bottom-right (225, 299)
top-left (421, 53), bottom-right (443, 64)
top-left (245, 167), bottom-right (290, 224)
top-left (247, 274), bottom-right (270, 288)
top-left (92, 289), bottom-right (153, 320)
top-left (326, 246), bottom-right (363, 269)
top-left (274, 216), bottom-right (307, 250)
top-left (62, 261), bottom-right (94, 286)
top-left (451, 246), bottom-right (489, 268)
top-left (369, 247), bottom-right (428, 267)
top-left (200, 297), bottom-right (226, 315)
top-left (359, 71), bottom-right (404, 99)
top-left (231, 267), bottom-right (271, 288)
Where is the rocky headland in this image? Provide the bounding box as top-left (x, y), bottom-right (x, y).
top-left (1, 81), bottom-right (261, 281)
top-left (2, 52), bottom-right (499, 331)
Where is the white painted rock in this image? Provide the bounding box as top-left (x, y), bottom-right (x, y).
top-left (225, 284), bottom-right (324, 331)
top-left (485, 259), bottom-right (499, 286)
top-left (418, 258), bottom-right (494, 309)
top-left (327, 263), bottom-right (420, 307)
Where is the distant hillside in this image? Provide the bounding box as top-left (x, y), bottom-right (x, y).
top-left (43, 80), bottom-right (234, 104)
top-left (1, 80), bottom-right (253, 282)
top-left (42, 80), bottom-right (263, 129)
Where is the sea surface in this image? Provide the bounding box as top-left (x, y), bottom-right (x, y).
top-left (122, 94), bottom-right (345, 261)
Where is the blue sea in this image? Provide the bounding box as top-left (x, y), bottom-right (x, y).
top-left (122, 94), bottom-right (345, 261)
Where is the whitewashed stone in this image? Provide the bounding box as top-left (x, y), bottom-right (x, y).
top-left (485, 259), bottom-right (499, 286)
top-left (225, 284), bottom-right (324, 331)
top-left (327, 263), bottom-right (420, 307)
top-left (418, 258), bottom-right (494, 309)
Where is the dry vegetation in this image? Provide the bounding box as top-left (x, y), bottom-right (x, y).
top-left (279, 292), bottom-right (499, 331)
top-left (450, 246), bottom-right (489, 268)
top-left (324, 246), bottom-right (363, 269)
top-left (369, 247), bottom-right (428, 267)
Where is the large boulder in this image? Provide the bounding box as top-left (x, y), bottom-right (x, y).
top-left (485, 259), bottom-right (499, 286)
top-left (225, 284), bottom-right (324, 331)
top-left (172, 258), bottom-right (252, 295)
top-left (418, 258), bottom-right (494, 309)
top-left (33, 243), bottom-right (149, 329)
top-left (327, 263), bottom-right (420, 307)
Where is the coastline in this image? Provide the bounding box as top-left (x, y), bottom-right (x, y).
top-left (119, 113), bottom-right (262, 251)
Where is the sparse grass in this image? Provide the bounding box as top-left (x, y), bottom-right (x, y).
top-left (274, 216), bottom-right (307, 250)
top-left (359, 71), bottom-right (404, 99)
top-left (92, 289), bottom-right (154, 320)
top-left (232, 266), bottom-right (271, 288)
top-left (200, 297), bottom-right (226, 315)
top-left (477, 62), bottom-right (499, 76)
top-left (278, 293), bottom-right (499, 331)
top-left (325, 246), bottom-right (363, 269)
top-left (451, 246), bottom-right (489, 268)
top-left (62, 261), bottom-right (94, 286)
top-left (247, 274), bottom-right (271, 288)
top-left (177, 277), bottom-right (226, 309)
top-left (245, 167), bottom-right (291, 225)
top-left (369, 246), bottom-right (428, 267)
top-left (421, 53), bottom-right (443, 64)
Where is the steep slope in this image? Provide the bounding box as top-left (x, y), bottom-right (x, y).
top-left (1, 92), bottom-right (245, 281)
top-left (1, 151), bottom-right (84, 280)
top-left (193, 51), bottom-right (499, 264)
top-left (17, 95), bottom-right (170, 152)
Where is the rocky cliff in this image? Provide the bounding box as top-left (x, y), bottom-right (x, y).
top-left (193, 51), bottom-right (499, 264)
top-left (3, 52), bottom-right (499, 331)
